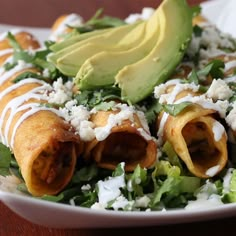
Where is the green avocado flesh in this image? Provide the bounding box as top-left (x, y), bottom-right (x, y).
top-left (76, 6), bottom-right (161, 90)
top-left (116, 0), bottom-right (193, 103)
top-left (49, 0), bottom-right (193, 103)
top-left (48, 22), bottom-right (142, 77)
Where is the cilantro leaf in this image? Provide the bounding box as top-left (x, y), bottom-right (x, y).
top-left (7, 32), bottom-right (22, 51)
top-left (197, 59), bottom-right (225, 79)
top-left (74, 87), bottom-right (121, 109)
top-left (144, 98), bottom-right (163, 124)
top-left (94, 101), bottom-right (116, 111)
top-left (0, 143), bottom-right (12, 176)
top-left (191, 5), bottom-right (202, 18)
top-left (162, 102), bottom-right (192, 116)
top-left (74, 8), bottom-right (126, 33)
top-left (13, 71), bottom-right (43, 83)
top-left (193, 25), bottom-right (203, 37)
top-left (6, 33), bottom-right (62, 80)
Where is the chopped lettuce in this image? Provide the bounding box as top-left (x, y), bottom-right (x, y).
top-left (223, 169), bottom-right (236, 203)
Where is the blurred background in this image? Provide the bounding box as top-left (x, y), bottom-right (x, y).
top-left (0, 0), bottom-right (206, 28)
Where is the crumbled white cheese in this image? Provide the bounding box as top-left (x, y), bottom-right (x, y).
top-left (125, 7), bottom-right (155, 24)
top-left (94, 103), bottom-right (135, 141)
top-left (201, 26), bottom-right (234, 49)
top-left (96, 164), bottom-right (126, 208)
top-left (134, 195), bottom-right (151, 208)
top-left (111, 196), bottom-right (133, 211)
top-left (81, 184), bottom-right (91, 191)
top-left (185, 194), bottom-right (223, 210)
top-left (79, 120), bottom-right (95, 141)
top-left (90, 202), bottom-right (106, 210)
top-left (42, 68), bottom-right (50, 78)
top-left (187, 25), bottom-right (236, 69)
top-left (45, 77), bottom-right (73, 104)
top-left (206, 79), bottom-right (233, 100)
top-left (59, 100), bottom-right (95, 141)
top-left (0, 175), bottom-right (24, 195)
top-left (185, 180), bottom-right (223, 210)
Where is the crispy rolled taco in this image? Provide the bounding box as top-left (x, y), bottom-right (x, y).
top-left (0, 32), bottom-right (82, 196)
top-left (83, 104), bottom-right (157, 171)
top-left (156, 82), bottom-right (228, 178)
top-left (50, 13), bottom-right (83, 41)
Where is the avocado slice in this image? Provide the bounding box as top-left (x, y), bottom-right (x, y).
top-left (75, 6), bottom-right (161, 90)
top-left (50, 28), bottom-right (110, 52)
top-left (116, 0), bottom-right (193, 104)
top-left (48, 22), bottom-right (143, 76)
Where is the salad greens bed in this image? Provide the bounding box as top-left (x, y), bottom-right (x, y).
top-left (1, 140), bottom-right (236, 211)
top-left (1, 7), bottom-right (236, 211)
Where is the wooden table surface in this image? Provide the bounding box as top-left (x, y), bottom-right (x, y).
top-left (1, 0), bottom-right (236, 235)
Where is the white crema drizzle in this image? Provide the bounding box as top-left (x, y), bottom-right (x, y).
top-left (0, 74), bottom-right (63, 149)
top-left (0, 48), bottom-right (13, 57)
top-left (0, 62), bottom-right (33, 86)
top-left (155, 81), bottom-right (228, 145)
top-left (0, 85), bottom-right (50, 146)
top-left (10, 106), bottom-right (62, 148)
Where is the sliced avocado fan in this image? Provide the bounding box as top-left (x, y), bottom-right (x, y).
top-left (48, 21), bottom-right (144, 77)
top-left (116, 0), bottom-right (193, 103)
top-left (75, 3), bottom-right (161, 90)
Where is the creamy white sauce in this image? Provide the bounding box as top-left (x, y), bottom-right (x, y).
top-left (0, 62), bottom-right (33, 86)
top-left (10, 106), bottom-right (62, 148)
top-left (49, 13), bottom-right (83, 41)
top-left (157, 112), bottom-right (169, 145)
top-left (212, 121), bottom-right (225, 142)
top-left (224, 75), bottom-right (236, 83)
top-left (0, 48), bottom-right (13, 57)
top-left (185, 181), bottom-right (223, 210)
top-left (205, 165), bottom-right (220, 177)
top-left (93, 104), bottom-right (135, 141)
top-left (0, 73), bottom-right (67, 149)
top-left (224, 60), bottom-right (236, 72)
top-left (185, 194), bottom-right (223, 210)
top-left (0, 78), bottom-right (47, 100)
top-left (0, 56), bottom-right (14, 76)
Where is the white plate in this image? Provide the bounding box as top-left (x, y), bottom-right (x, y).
top-left (1, 0), bottom-right (236, 229)
top-left (1, 190), bottom-right (236, 228)
top-left (0, 23), bottom-right (50, 45)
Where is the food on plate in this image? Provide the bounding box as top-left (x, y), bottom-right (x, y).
top-left (155, 81), bottom-right (228, 178)
top-left (83, 104), bottom-right (157, 171)
top-left (50, 13), bottom-right (84, 41)
top-left (48, 21), bottom-right (141, 77)
top-left (0, 0), bottom-right (236, 211)
top-left (0, 31), bottom-right (82, 196)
